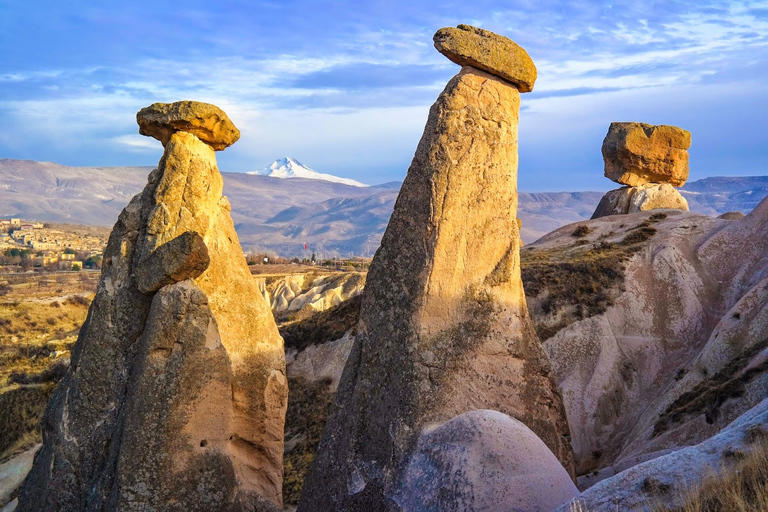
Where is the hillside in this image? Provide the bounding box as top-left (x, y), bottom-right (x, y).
top-left (1, 159), bottom-right (766, 255)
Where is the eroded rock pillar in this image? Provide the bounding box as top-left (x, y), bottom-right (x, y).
top-left (18, 101), bottom-right (286, 512)
top-left (299, 25), bottom-right (574, 511)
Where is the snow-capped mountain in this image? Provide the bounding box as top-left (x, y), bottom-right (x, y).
top-left (247, 157), bottom-right (368, 187)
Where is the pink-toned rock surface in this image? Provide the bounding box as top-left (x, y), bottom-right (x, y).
top-left (591, 183), bottom-right (689, 219)
top-left (533, 196), bottom-right (768, 481)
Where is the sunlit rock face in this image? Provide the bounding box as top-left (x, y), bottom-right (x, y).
top-left (298, 26), bottom-right (574, 511)
top-left (17, 102), bottom-right (286, 512)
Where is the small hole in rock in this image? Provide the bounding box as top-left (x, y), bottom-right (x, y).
top-left (200, 439), bottom-right (208, 447)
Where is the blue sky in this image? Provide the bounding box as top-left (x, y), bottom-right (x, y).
top-left (1, 1), bottom-right (767, 190)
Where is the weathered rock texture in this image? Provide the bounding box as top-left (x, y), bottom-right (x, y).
top-left (591, 183), bottom-right (689, 219)
top-left (135, 230), bottom-right (210, 293)
top-left (527, 196), bottom-right (768, 485)
top-left (137, 100), bottom-right (240, 150)
top-left (17, 104), bottom-right (286, 511)
top-left (433, 24), bottom-right (537, 92)
top-left (603, 122), bottom-right (691, 187)
top-left (299, 41), bottom-right (573, 510)
top-left (556, 398), bottom-right (768, 512)
top-left (395, 410), bottom-right (578, 512)
top-left (259, 272), bottom-right (366, 317)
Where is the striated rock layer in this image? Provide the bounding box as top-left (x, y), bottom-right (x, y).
top-left (298, 64), bottom-right (574, 511)
top-left (17, 105), bottom-right (286, 511)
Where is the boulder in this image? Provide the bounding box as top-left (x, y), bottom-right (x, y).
top-left (434, 24), bottom-right (537, 92)
top-left (395, 410), bottom-right (578, 512)
top-left (134, 230), bottom-right (210, 293)
top-left (591, 183), bottom-right (689, 219)
top-left (299, 39), bottom-right (573, 510)
top-left (137, 100), bottom-right (240, 150)
top-left (17, 103), bottom-right (285, 511)
top-left (603, 122), bottom-right (691, 187)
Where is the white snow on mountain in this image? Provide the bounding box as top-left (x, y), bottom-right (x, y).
top-left (247, 157), bottom-right (368, 187)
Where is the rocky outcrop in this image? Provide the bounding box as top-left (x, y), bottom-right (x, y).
top-left (557, 398), bottom-right (768, 512)
top-left (395, 410), bottom-right (578, 512)
top-left (17, 102), bottom-right (286, 511)
top-left (593, 122), bottom-right (691, 219)
top-left (528, 196), bottom-right (768, 485)
top-left (260, 272), bottom-right (365, 317)
top-left (135, 230), bottom-right (210, 293)
top-left (603, 122), bottom-right (691, 187)
top-left (591, 183), bottom-right (689, 219)
top-left (298, 26), bottom-right (573, 511)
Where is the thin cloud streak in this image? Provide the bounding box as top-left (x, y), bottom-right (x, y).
top-left (0, 1), bottom-right (766, 185)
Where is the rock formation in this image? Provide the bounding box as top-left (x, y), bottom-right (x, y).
top-left (525, 195), bottom-right (768, 485)
top-left (17, 101), bottom-right (287, 511)
top-left (592, 182), bottom-right (689, 218)
top-left (259, 272), bottom-right (366, 317)
top-left (394, 410), bottom-right (578, 512)
top-left (592, 122), bottom-right (691, 219)
top-left (298, 25), bottom-right (574, 511)
top-left (556, 398), bottom-right (768, 511)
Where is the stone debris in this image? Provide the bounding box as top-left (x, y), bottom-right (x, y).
top-left (594, 122), bottom-right (691, 218)
top-left (137, 100), bottom-right (240, 150)
top-left (298, 26), bottom-right (573, 511)
top-left (434, 24), bottom-right (537, 92)
top-left (17, 102), bottom-right (285, 512)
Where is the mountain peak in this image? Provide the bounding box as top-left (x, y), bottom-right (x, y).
top-left (248, 157), bottom-right (368, 187)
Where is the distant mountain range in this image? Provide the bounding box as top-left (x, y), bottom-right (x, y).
top-left (1, 159), bottom-right (766, 256)
top-left (247, 157), bottom-right (368, 188)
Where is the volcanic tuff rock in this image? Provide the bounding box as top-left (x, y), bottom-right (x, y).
top-left (557, 399), bottom-right (768, 511)
top-left (603, 122), bottom-right (691, 187)
top-left (433, 24), bottom-right (537, 92)
top-left (17, 104), bottom-right (286, 511)
top-left (299, 27), bottom-right (573, 511)
top-left (137, 100), bottom-right (240, 150)
top-left (591, 183), bottom-right (689, 219)
top-left (530, 197), bottom-right (768, 484)
top-left (135, 230), bottom-right (210, 293)
top-left (395, 410), bottom-right (578, 512)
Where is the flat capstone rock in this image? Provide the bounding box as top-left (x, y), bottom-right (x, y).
top-left (433, 24), bottom-right (537, 92)
top-left (137, 100), bottom-right (240, 151)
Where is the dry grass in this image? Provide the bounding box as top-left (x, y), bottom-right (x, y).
top-left (0, 273), bottom-right (95, 462)
top-left (280, 295), bottom-right (361, 351)
top-left (0, 295), bottom-right (90, 389)
top-left (654, 441), bottom-right (768, 512)
top-left (0, 383), bottom-right (55, 463)
top-left (521, 221), bottom-right (657, 340)
top-left (653, 339), bottom-right (768, 437)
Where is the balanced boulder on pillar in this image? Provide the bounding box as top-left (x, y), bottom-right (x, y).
top-left (593, 122), bottom-right (691, 218)
top-left (18, 101), bottom-right (287, 512)
top-left (299, 25), bottom-right (574, 511)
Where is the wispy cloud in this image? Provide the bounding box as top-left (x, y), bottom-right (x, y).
top-left (1, 1), bottom-right (767, 185)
